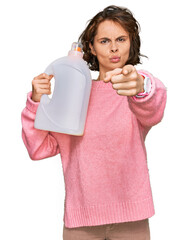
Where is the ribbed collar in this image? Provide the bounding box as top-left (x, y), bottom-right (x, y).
top-left (92, 79), bottom-right (113, 89)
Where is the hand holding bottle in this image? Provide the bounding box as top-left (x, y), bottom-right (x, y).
top-left (32, 73), bottom-right (53, 102)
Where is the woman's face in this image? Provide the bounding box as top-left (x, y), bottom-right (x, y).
top-left (90, 20), bottom-right (131, 76)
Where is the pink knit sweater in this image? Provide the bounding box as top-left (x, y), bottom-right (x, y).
top-left (21, 70), bottom-right (167, 228)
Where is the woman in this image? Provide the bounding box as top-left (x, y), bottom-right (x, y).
top-left (21, 5), bottom-right (167, 240)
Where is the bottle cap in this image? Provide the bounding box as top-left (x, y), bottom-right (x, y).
top-left (71, 42), bottom-right (83, 52)
top-left (68, 42), bottom-right (83, 57)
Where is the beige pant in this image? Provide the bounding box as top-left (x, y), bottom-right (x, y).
top-left (63, 219), bottom-right (150, 240)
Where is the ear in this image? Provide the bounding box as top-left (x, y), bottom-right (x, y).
top-left (89, 42), bottom-right (97, 56)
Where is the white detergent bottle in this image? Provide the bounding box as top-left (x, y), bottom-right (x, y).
top-left (34, 42), bottom-right (92, 136)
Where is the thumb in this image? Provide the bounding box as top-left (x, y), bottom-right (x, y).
top-left (49, 74), bottom-right (54, 80)
top-left (104, 68), bottom-right (122, 82)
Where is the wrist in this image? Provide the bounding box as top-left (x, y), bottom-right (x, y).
top-left (136, 74), bottom-right (152, 98)
top-left (138, 74), bottom-right (145, 93)
top-left (26, 92), bottom-right (40, 113)
top-left (31, 92), bottom-right (41, 102)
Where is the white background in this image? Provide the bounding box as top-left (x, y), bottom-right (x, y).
top-left (0, 0), bottom-right (188, 239)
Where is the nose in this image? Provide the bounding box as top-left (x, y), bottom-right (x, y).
top-left (110, 42), bottom-right (118, 53)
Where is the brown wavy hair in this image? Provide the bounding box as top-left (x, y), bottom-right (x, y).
top-left (78, 5), bottom-right (147, 71)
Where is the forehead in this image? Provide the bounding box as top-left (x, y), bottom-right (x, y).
top-left (96, 20), bottom-right (129, 37)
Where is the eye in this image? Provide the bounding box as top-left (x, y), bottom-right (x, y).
top-left (117, 37), bottom-right (126, 42)
top-left (100, 39), bottom-right (109, 44)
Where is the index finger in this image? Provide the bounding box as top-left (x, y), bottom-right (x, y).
top-left (122, 65), bottom-right (134, 75)
top-left (104, 68), bottom-right (122, 82)
top-left (36, 73), bottom-right (53, 80)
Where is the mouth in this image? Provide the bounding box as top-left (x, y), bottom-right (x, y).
top-left (109, 56), bottom-right (121, 63)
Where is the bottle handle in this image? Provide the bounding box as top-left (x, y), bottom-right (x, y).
top-left (44, 63), bottom-right (53, 76)
top-left (40, 93), bottom-right (51, 104)
top-left (40, 63), bottom-right (53, 103)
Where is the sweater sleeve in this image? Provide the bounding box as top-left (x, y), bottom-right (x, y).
top-left (21, 91), bottom-right (60, 160)
top-left (128, 70), bottom-right (167, 128)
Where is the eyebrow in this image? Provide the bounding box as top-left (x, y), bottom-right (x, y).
top-left (97, 35), bottom-right (129, 41)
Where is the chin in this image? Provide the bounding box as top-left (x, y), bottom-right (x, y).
top-left (109, 62), bottom-right (126, 70)
top-left (101, 61), bottom-right (127, 73)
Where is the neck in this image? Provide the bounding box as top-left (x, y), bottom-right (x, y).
top-left (97, 70), bottom-right (107, 81)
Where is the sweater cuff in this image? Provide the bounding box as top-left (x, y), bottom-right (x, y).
top-left (26, 91), bottom-right (40, 113)
top-left (129, 70), bottom-right (156, 103)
